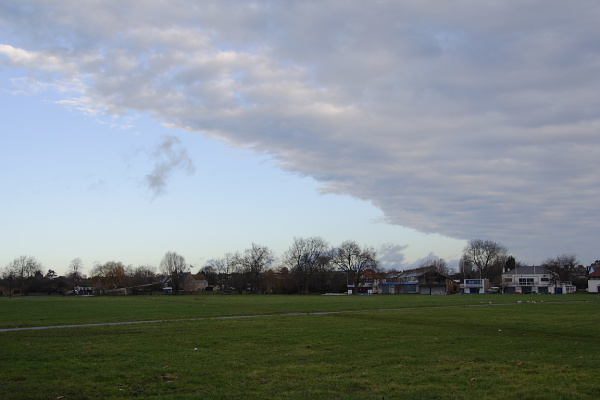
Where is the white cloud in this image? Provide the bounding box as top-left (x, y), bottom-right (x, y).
top-left (2, 0), bottom-right (600, 263)
top-left (377, 243), bottom-right (408, 271)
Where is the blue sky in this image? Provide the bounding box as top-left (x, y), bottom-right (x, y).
top-left (0, 70), bottom-right (464, 274)
top-left (2, 1), bottom-right (599, 275)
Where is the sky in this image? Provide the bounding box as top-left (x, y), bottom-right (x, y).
top-left (1, 1), bottom-right (599, 276)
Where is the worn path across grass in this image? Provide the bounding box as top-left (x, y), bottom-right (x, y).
top-left (0, 296), bottom-right (594, 333)
top-left (3, 293), bottom-right (598, 330)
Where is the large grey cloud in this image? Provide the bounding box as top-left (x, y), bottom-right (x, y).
top-left (1, 0), bottom-right (599, 262)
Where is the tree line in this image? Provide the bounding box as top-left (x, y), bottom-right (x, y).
top-left (459, 239), bottom-right (588, 290)
top-left (0, 237), bottom-right (591, 295)
top-left (166, 239), bottom-right (378, 295)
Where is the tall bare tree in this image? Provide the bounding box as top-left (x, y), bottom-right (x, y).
top-left (283, 236), bottom-right (331, 294)
top-left (67, 257), bottom-right (84, 285)
top-left (331, 240), bottom-right (378, 294)
top-left (461, 239), bottom-right (508, 282)
top-left (206, 252), bottom-right (235, 290)
top-left (232, 244), bottom-right (275, 293)
top-left (160, 251), bottom-right (187, 294)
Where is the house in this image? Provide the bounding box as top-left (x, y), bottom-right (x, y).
top-left (347, 269), bottom-right (384, 294)
top-left (195, 279), bottom-right (209, 291)
top-left (502, 266), bottom-right (575, 294)
top-left (182, 273), bottom-right (208, 292)
top-left (380, 266), bottom-right (459, 295)
top-left (73, 286), bottom-right (93, 295)
top-left (587, 269), bottom-right (600, 293)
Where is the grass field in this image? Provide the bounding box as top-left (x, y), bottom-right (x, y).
top-left (1, 294), bottom-right (599, 399)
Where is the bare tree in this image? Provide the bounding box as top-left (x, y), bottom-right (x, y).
top-left (4, 255), bottom-right (44, 293)
top-left (461, 239), bottom-right (508, 282)
top-left (206, 252), bottom-right (234, 291)
top-left (160, 251), bottom-right (187, 294)
top-left (283, 236), bottom-right (331, 294)
top-left (542, 253), bottom-right (582, 287)
top-left (331, 240), bottom-right (378, 294)
top-left (130, 265), bottom-right (156, 287)
top-left (232, 244), bottom-right (275, 293)
top-left (418, 256), bottom-right (449, 275)
top-left (67, 257), bottom-right (85, 285)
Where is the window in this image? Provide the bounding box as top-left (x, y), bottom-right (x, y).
top-left (541, 277), bottom-right (549, 282)
top-left (504, 277), bottom-right (512, 282)
top-left (519, 278), bottom-right (534, 285)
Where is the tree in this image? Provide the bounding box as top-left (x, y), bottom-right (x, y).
top-left (505, 255), bottom-right (516, 272)
top-left (497, 255), bottom-right (520, 293)
top-left (91, 261), bottom-right (126, 292)
top-left (461, 239), bottom-right (508, 283)
top-left (232, 244), bottom-right (275, 293)
top-left (542, 253), bottom-right (583, 288)
top-left (129, 265), bottom-right (156, 287)
top-left (67, 257), bottom-right (85, 286)
top-left (160, 251), bottom-right (187, 294)
top-left (418, 256), bottom-right (449, 275)
top-left (283, 236), bottom-right (332, 294)
top-left (206, 253), bottom-right (235, 291)
top-left (3, 255), bottom-right (44, 293)
top-left (331, 240), bottom-right (378, 294)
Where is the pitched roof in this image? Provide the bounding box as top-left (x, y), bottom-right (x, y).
top-left (588, 269), bottom-right (600, 278)
top-left (364, 269), bottom-right (384, 279)
top-left (503, 266), bottom-right (553, 275)
top-left (398, 266), bottom-right (450, 280)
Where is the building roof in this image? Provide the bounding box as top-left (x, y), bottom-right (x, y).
top-left (503, 266), bottom-right (553, 275)
top-left (397, 266), bottom-right (450, 280)
top-left (364, 269), bottom-right (384, 280)
top-left (588, 269), bottom-right (600, 278)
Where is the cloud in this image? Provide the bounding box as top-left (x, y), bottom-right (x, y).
top-left (2, 1), bottom-right (600, 262)
top-left (377, 243), bottom-right (408, 271)
top-left (145, 135), bottom-right (195, 197)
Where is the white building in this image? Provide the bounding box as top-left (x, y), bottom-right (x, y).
top-left (462, 278), bottom-right (490, 294)
top-left (502, 266), bottom-right (575, 294)
top-left (587, 269), bottom-right (600, 293)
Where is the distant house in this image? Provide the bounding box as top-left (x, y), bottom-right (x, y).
top-left (502, 266), bottom-right (575, 294)
top-left (195, 279), bottom-right (209, 291)
top-left (73, 286), bottom-right (93, 295)
top-left (587, 269), bottom-right (600, 293)
top-left (347, 269), bottom-right (384, 294)
top-left (380, 266), bottom-right (459, 295)
top-left (182, 273), bottom-right (208, 292)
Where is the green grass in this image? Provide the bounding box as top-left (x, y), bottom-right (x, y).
top-left (1, 294), bottom-right (599, 399)
top-left (1, 293), bottom-right (596, 329)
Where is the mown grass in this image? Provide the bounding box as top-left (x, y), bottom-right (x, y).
top-left (1, 294), bottom-right (599, 399)
top-left (1, 293), bottom-right (597, 329)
